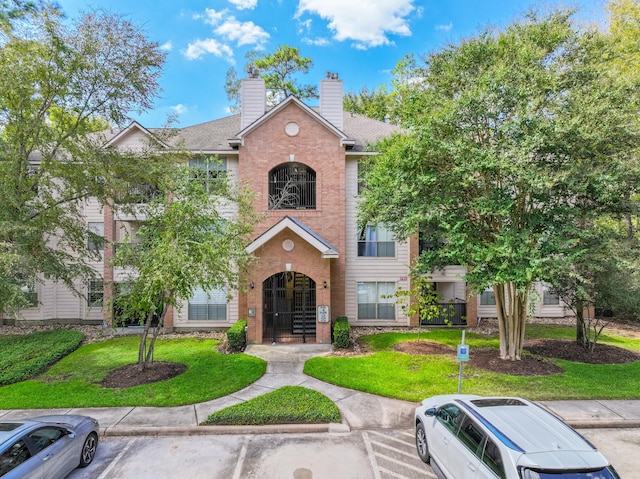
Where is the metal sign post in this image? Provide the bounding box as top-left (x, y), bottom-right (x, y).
top-left (456, 330), bottom-right (470, 394)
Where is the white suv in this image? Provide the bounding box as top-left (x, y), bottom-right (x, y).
top-left (415, 394), bottom-right (620, 479)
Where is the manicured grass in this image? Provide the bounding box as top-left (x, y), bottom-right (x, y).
top-left (304, 325), bottom-right (640, 402)
top-left (0, 336), bottom-right (266, 408)
top-left (202, 386), bottom-right (341, 425)
top-left (0, 330), bottom-right (84, 386)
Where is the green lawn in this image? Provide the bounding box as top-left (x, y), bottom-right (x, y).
top-left (0, 335), bottom-right (266, 408)
top-left (303, 325), bottom-right (640, 402)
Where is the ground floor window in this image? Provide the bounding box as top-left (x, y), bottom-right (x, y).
top-left (480, 287), bottom-right (496, 305)
top-left (87, 280), bottom-right (103, 307)
top-left (21, 284), bottom-right (38, 307)
top-left (357, 282), bottom-right (395, 320)
top-left (188, 287), bottom-right (227, 320)
top-left (542, 284), bottom-right (560, 305)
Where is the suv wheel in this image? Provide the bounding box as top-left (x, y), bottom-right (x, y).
top-left (415, 422), bottom-right (430, 464)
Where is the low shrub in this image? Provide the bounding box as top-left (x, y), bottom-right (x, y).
top-left (333, 316), bottom-right (350, 349)
top-left (227, 319), bottom-right (247, 351)
top-left (0, 329), bottom-right (84, 386)
top-left (202, 386), bottom-right (341, 425)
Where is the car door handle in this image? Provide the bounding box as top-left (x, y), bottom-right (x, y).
top-left (42, 453), bottom-right (53, 461)
top-left (467, 462), bottom-right (477, 472)
top-left (441, 436), bottom-right (449, 445)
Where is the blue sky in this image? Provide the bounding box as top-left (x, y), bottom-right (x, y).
top-left (57, 0), bottom-right (606, 127)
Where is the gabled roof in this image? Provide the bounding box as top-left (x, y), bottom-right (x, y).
top-left (103, 121), bottom-right (171, 149)
top-left (230, 96), bottom-right (349, 148)
top-left (246, 216), bottom-right (339, 259)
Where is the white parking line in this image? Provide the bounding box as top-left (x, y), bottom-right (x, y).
top-left (369, 439), bottom-right (417, 459)
top-left (362, 432), bottom-right (383, 479)
top-left (97, 438), bottom-right (137, 479)
top-left (374, 453), bottom-right (430, 474)
top-left (368, 430), bottom-right (415, 447)
top-left (231, 438), bottom-right (249, 479)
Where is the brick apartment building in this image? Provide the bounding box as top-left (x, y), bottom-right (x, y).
top-left (13, 74), bottom-right (570, 343)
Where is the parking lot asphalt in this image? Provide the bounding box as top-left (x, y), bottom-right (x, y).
top-left (1, 343), bottom-right (640, 436)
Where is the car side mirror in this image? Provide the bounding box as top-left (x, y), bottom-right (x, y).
top-left (425, 407), bottom-right (436, 417)
top-left (66, 429), bottom-right (76, 439)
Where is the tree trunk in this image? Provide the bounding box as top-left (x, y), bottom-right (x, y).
top-left (575, 300), bottom-right (587, 348)
top-left (493, 282), bottom-right (529, 360)
top-left (144, 303), bottom-right (168, 368)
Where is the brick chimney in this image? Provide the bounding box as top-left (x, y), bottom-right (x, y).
top-left (241, 72), bottom-right (266, 130)
top-left (320, 72), bottom-right (343, 131)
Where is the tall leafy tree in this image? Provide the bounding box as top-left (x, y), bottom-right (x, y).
top-left (343, 85), bottom-right (391, 122)
top-left (359, 9), bottom-right (640, 360)
top-left (225, 45), bottom-right (317, 111)
top-left (112, 159), bottom-right (259, 371)
top-left (0, 7), bottom-right (167, 315)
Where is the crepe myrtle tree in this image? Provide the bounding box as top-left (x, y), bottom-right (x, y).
top-left (0, 6), bottom-right (167, 316)
top-left (112, 157), bottom-right (260, 371)
top-left (359, 9), bottom-right (639, 360)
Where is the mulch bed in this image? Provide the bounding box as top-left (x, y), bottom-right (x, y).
top-left (392, 338), bottom-right (640, 376)
top-left (100, 361), bottom-right (187, 389)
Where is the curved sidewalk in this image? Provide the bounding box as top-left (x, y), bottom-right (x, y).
top-left (1, 343), bottom-right (640, 436)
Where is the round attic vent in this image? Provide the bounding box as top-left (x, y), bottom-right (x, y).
top-left (282, 239), bottom-right (295, 251)
top-left (285, 122), bottom-right (300, 136)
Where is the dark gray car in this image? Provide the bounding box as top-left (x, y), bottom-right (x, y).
top-left (0, 415), bottom-right (99, 479)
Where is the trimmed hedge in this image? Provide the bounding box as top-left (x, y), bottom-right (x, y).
top-left (227, 318), bottom-right (247, 350)
top-left (0, 329), bottom-right (84, 386)
top-left (333, 316), bottom-right (350, 349)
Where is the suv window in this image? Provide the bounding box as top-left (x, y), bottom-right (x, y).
top-left (436, 404), bottom-right (463, 434)
top-left (480, 437), bottom-right (505, 479)
top-left (458, 415), bottom-right (485, 454)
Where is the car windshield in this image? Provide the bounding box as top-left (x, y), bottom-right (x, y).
top-left (520, 467), bottom-right (620, 479)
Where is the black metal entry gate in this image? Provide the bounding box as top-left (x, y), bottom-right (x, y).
top-left (263, 272), bottom-right (316, 343)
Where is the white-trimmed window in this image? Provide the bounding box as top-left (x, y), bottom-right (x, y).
top-left (88, 222), bottom-right (104, 251)
top-left (357, 282), bottom-right (395, 320)
top-left (188, 287), bottom-right (227, 320)
top-left (189, 157), bottom-right (227, 191)
top-left (542, 284), bottom-right (560, 305)
top-left (21, 284), bottom-right (38, 307)
top-left (87, 280), bottom-right (104, 307)
top-left (480, 287), bottom-right (496, 306)
top-left (358, 223), bottom-right (395, 257)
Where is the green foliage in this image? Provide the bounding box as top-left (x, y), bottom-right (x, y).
top-left (343, 85), bottom-right (391, 122)
top-left (224, 45), bottom-right (317, 110)
top-left (0, 329), bottom-right (84, 386)
top-left (202, 386), bottom-right (341, 425)
top-left (332, 316), bottom-right (350, 349)
top-left (0, 336), bottom-right (266, 408)
top-left (0, 7), bottom-right (167, 315)
top-left (304, 326), bottom-right (640, 401)
top-left (111, 157), bottom-right (259, 369)
top-left (227, 319), bottom-right (247, 351)
top-left (359, 8), bottom-right (640, 359)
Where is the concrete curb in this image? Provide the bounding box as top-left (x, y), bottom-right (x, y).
top-left (565, 420), bottom-right (640, 429)
top-left (102, 422), bottom-right (350, 437)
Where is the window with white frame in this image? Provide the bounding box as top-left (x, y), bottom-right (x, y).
top-left (87, 222), bottom-right (104, 251)
top-left (357, 282), bottom-right (395, 320)
top-left (542, 284), bottom-right (560, 305)
top-left (189, 157), bottom-right (227, 191)
top-left (480, 287), bottom-right (496, 306)
top-left (21, 284), bottom-right (38, 307)
top-left (188, 287), bottom-right (227, 320)
top-left (358, 223), bottom-right (395, 257)
top-left (87, 280), bottom-right (104, 307)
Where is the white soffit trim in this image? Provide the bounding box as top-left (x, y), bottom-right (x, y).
top-left (246, 216), bottom-right (339, 258)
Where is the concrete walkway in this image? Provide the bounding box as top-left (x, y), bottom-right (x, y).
top-left (1, 343), bottom-right (640, 436)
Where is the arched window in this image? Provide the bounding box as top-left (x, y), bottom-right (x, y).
top-left (268, 163), bottom-right (316, 210)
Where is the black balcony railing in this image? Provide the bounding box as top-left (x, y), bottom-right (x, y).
top-left (421, 302), bottom-right (467, 326)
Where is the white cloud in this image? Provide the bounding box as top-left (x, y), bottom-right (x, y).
top-left (170, 104), bottom-right (188, 115)
top-left (214, 17), bottom-right (270, 48)
top-left (435, 22), bottom-right (453, 32)
top-left (228, 0), bottom-right (257, 10)
top-left (183, 39), bottom-right (234, 60)
top-left (295, 0), bottom-right (414, 49)
top-left (302, 37), bottom-right (330, 46)
top-left (201, 8), bottom-right (226, 26)
top-left (160, 41), bottom-right (173, 51)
